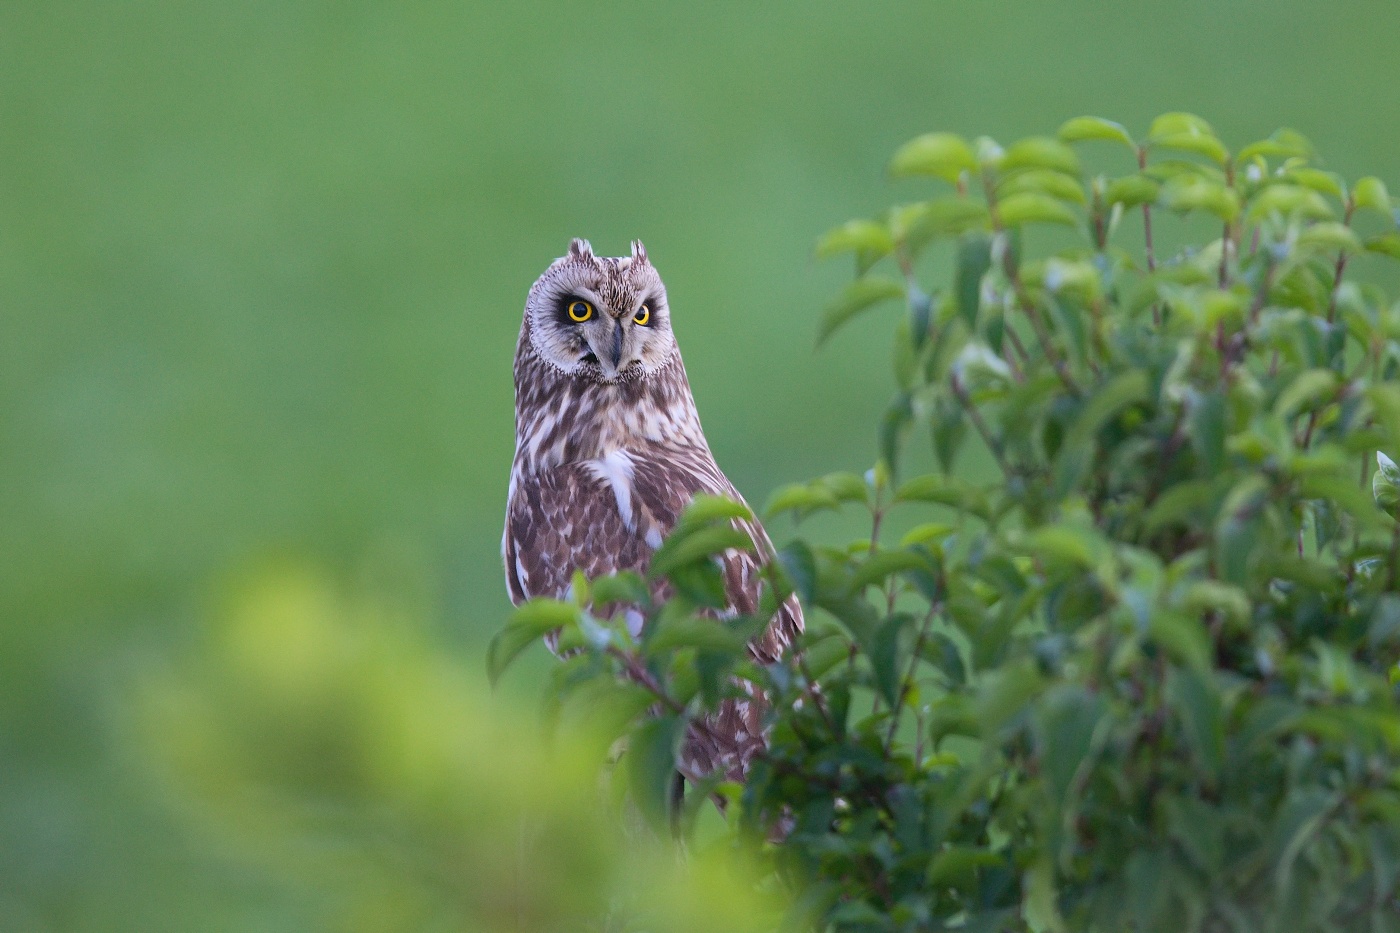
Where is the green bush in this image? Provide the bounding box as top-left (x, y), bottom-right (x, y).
top-left (129, 567), bottom-right (785, 932)
top-left (493, 114), bottom-right (1400, 932)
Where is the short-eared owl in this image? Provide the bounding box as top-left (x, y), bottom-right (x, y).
top-left (503, 238), bottom-right (803, 784)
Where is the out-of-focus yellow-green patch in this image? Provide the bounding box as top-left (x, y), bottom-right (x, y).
top-left (126, 565), bottom-right (783, 933)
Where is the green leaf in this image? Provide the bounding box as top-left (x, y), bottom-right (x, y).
top-left (1039, 260), bottom-right (1101, 300)
top-left (894, 473), bottom-right (990, 518)
top-left (1367, 384), bottom-right (1400, 448)
top-left (901, 522), bottom-right (954, 547)
top-left (1366, 232), bottom-right (1400, 261)
top-left (929, 693), bottom-right (981, 744)
top-left (1000, 136), bottom-right (1081, 176)
top-left (1159, 174), bottom-right (1240, 221)
top-left (1375, 452), bottom-right (1400, 512)
top-left (817, 471), bottom-right (871, 504)
top-left (1191, 391), bottom-right (1227, 475)
top-left (867, 613), bottom-right (909, 707)
top-left (487, 599), bottom-right (581, 684)
top-left (1236, 128), bottom-right (1314, 164)
top-left (1297, 222), bottom-right (1363, 255)
top-left (1147, 112), bottom-right (1218, 146)
top-left (1123, 849), bottom-right (1170, 932)
top-left (558, 677), bottom-right (658, 745)
top-left (951, 340), bottom-right (1012, 387)
top-left (975, 658), bottom-right (1043, 732)
top-left (1143, 479), bottom-right (1217, 535)
top-left (848, 549), bottom-right (933, 592)
top-left (1054, 370), bottom-right (1150, 494)
top-left (998, 169), bottom-right (1087, 204)
top-left (1022, 524), bottom-right (1104, 569)
top-left (1105, 174), bottom-right (1161, 209)
top-left (893, 316), bottom-right (918, 390)
top-left (1148, 111), bottom-right (1226, 161)
top-left (1045, 297), bottom-right (1088, 371)
top-left (1143, 159), bottom-right (1226, 185)
top-left (777, 541), bottom-right (817, 605)
top-left (901, 198), bottom-right (993, 254)
top-left (802, 634), bottom-right (851, 681)
top-left (881, 392), bottom-right (914, 479)
top-left (646, 616), bottom-right (747, 655)
top-left (827, 902), bottom-right (888, 925)
top-left (1270, 788), bottom-right (1335, 898)
top-left (627, 715), bottom-right (683, 829)
top-left (1300, 474), bottom-right (1385, 531)
top-left (954, 234), bottom-right (993, 328)
top-left (1180, 580), bottom-right (1251, 628)
top-left (1166, 796), bottom-right (1225, 876)
top-left (1035, 685), bottom-right (1107, 801)
top-left (927, 847), bottom-right (1006, 887)
top-left (1169, 667), bottom-right (1223, 781)
top-left (1023, 856), bottom-right (1067, 933)
top-left (1057, 116), bottom-right (1135, 149)
top-left (649, 525), bottom-right (753, 579)
top-left (931, 396), bottom-right (967, 474)
top-left (1353, 176), bottom-right (1392, 214)
top-left (1151, 611), bottom-right (1212, 676)
top-left (816, 278), bottom-right (906, 346)
top-left (1285, 167), bottom-right (1343, 199)
top-left (995, 192), bottom-right (1079, 228)
top-left (1247, 183), bottom-right (1334, 223)
top-left (1151, 130), bottom-right (1229, 164)
top-left (815, 219), bottom-right (894, 261)
top-left (763, 482), bottom-right (839, 520)
top-left (1273, 368), bottom-right (1338, 419)
top-left (677, 493), bottom-right (753, 528)
top-left (589, 572), bottom-right (650, 608)
top-left (889, 132), bottom-right (977, 183)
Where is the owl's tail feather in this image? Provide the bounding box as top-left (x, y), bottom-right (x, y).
top-left (680, 685), bottom-right (768, 785)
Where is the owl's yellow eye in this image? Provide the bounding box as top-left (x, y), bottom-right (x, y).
top-left (633, 304), bottom-right (651, 326)
top-left (567, 300), bottom-right (593, 322)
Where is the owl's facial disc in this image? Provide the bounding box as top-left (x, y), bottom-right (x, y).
top-left (524, 243), bottom-right (675, 383)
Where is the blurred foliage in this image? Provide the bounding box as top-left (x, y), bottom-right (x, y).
top-left (129, 566), bottom-right (784, 932)
top-left (498, 116), bottom-right (1400, 931)
top-left (6, 3), bottom-right (1400, 930)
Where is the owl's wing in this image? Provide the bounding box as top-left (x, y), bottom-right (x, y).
top-left (504, 458), bottom-right (655, 605)
top-left (505, 446), bottom-right (804, 784)
top-left (625, 445), bottom-right (804, 663)
top-left (608, 445), bottom-right (805, 785)
top-left (506, 445), bottom-right (802, 659)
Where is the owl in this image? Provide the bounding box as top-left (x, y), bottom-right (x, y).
top-left (503, 238), bottom-right (803, 787)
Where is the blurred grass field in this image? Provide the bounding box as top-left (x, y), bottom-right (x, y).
top-left (3, 1), bottom-right (1399, 927)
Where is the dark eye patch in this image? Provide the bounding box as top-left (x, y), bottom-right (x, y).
top-left (557, 295), bottom-right (594, 324)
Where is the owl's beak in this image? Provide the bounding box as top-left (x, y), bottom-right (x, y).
top-left (585, 320), bottom-right (626, 379)
top-left (608, 322), bottom-right (624, 370)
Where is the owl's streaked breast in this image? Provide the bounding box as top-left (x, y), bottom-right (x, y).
top-left (511, 338), bottom-right (706, 475)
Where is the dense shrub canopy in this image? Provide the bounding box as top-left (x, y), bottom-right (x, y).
top-left (494, 114), bottom-right (1400, 932)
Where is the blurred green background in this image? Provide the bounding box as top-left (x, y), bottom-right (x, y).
top-left (3, 1), bottom-right (1399, 928)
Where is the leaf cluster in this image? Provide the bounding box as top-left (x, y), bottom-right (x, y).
top-left (494, 115), bottom-right (1400, 932)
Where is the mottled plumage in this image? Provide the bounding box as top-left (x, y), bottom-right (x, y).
top-left (503, 238), bottom-right (802, 783)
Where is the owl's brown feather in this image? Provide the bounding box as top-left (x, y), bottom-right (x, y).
top-left (504, 240), bottom-right (802, 783)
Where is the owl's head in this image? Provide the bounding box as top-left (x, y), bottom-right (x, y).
top-left (522, 238), bottom-right (675, 383)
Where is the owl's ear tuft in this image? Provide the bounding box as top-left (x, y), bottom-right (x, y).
top-left (567, 238), bottom-right (595, 261)
top-left (630, 240), bottom-right (649, 265)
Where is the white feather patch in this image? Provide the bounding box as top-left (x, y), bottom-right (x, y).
top-left (625, 609), bottom-right (645, 638)
top-left (587, 449), bottom-right (636, 531)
